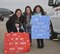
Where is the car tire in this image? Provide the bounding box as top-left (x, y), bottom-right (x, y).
top-left (50, 21), bottom-right (58, 40)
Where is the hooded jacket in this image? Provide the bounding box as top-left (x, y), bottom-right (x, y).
top-left (6, 14), bottom-right (25, 32)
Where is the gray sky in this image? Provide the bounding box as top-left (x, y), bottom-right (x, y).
top-left (0, 0), bottom-right (52, 12)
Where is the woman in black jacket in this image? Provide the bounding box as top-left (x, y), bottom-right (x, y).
top-left (6, 9), bottom-right (25, 32)
top-left (23, 6), bottom-right (32, 45)
top-left (33, 5), bottom-right (45, 48)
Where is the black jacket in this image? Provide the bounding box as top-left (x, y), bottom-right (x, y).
top-left (6, 14), bottom-right (25, 32)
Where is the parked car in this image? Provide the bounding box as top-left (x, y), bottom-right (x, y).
top-left (0, 8), bottom-right (14, 17)
top-left (48, 0), bottom-right (60, 40)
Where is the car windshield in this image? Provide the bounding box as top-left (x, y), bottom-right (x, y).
top-left (48, 0), bottom-right (60, 7)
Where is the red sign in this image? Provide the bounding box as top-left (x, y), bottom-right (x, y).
top-left (4, 32), bottom-right (30, 54)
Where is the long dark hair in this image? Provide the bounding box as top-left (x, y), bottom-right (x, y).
top-left (13, 8), bottom-right (22, 18)
top-left (33, 5), bottom-right (45, 15)
top-left (25, 6), bottom-right (32, 15)
top-left (15, 8), bottom-right (22, 15)
top-left (23, 6), bottom-right (32, 24)
top-left (11, 9), bottom-right (24, 23)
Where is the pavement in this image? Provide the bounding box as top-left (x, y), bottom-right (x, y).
top-left (0, 18), bottom-right (60, 54)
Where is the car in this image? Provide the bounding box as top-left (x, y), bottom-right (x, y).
top-left (0, 8), bottom-right (14, 17)
top-left (48, 0), bottom-right (60, 40)
top-left (50, 9), bottom-right (60, 34)
top-left (0, 14), bottom-right (4, 21)
top-left (48, 0), bottom-right (60, 34)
